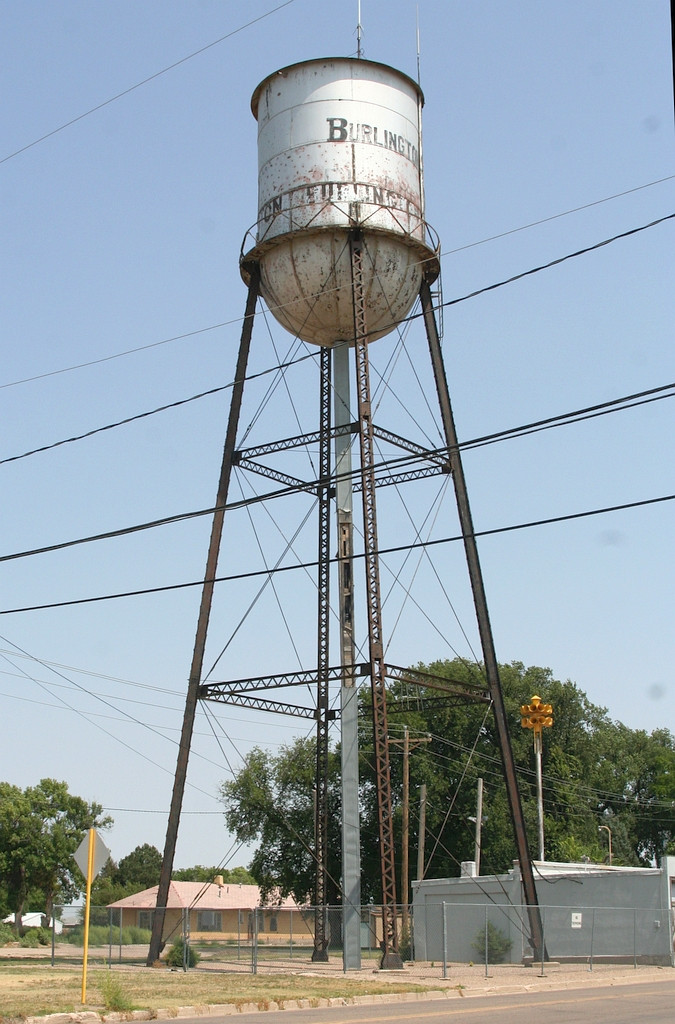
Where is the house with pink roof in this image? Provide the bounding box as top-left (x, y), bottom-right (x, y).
top-left (108, 880), bottom-right (311, 945)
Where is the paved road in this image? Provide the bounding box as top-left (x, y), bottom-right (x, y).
top-left (174, 980), bottom-right (675, 1024)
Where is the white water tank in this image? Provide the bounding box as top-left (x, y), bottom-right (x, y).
top-left (241, 57), bottom-right (439, 347)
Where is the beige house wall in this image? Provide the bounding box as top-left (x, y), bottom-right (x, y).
top-left (120, 906), bottom-right (313, 944)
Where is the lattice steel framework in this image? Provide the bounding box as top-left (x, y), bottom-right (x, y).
top-left (147, 268), bottom-right (261, 967)
top-left (154, 242), bottom-right (546, 972)
top-left (312, 345), bottom-right (332, 961)
top-left (350, 232), bottom-right (402, 969)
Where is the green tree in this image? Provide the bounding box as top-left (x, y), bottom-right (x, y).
top-left (89, 845), bottom-right (163, 923)
top-left (219, 660), bottom-right (675, 904)
top-left (0, 779), bottom-right (111, 929)
top-left (89, 857), bottom-right (129, 922)
top-left (117, 843), bottom-right (162, 890)
top-left (0, 783), bottom-right (30, 921)
top-left (220, 736), bottom-right (342, 906)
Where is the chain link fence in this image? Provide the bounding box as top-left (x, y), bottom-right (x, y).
top-left (417, 901), bottom-right (674, 975)
top-left (21, 900), bottom-right (673, 975)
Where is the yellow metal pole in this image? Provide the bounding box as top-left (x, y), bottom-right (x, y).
top-left (81, 828), bottom-right (95, 1004)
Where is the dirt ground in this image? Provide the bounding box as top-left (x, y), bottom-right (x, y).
top-left (2, 942), bottom-right (673, 998)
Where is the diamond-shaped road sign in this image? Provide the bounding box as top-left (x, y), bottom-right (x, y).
top-left (74, 831), bottom-right (110, 880)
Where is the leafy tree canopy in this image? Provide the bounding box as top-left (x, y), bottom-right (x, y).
top-left (221, 736), bottom-right (342, 907)
top-left (220, 660), bottom-right (675, 905)
top-left (0, 779), bottom-right (110, 927)
top-left (117, 843), bottom-right (162, 890)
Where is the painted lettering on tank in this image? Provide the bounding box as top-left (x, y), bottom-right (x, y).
top-left (258, 180), bottom-right (423, 231)
top-left (327, 117), bottom-right (348, 142)
top-left (325, 117), bottom-right (419, 169)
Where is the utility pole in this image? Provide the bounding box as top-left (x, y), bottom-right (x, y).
top-left (389, 727), bottom-right (431, 942)
top-left (473, 778), bottom-right (484, 875)
top-left (417, 784), bottom-right (427, 883)
top-left (599, 824), bottom-right (613, 865)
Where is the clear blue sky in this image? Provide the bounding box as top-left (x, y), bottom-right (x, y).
top-left (1, 1), bottom-right (673, 876)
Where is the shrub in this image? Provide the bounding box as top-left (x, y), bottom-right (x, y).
top-left (59, 924), bottom-right (152, 946)
top-left (125, 925), bottom-right (153, 944)
top-left (0, 922), bottom-right (16, 946)
top-left (471, 921), bottom-right (512, 964)
top-left (165, 938), bottom-right (200, 968)
top-left (19, 930), bottom-right (40, 948)
top-left (100, 971), bottom-right (135, 1012)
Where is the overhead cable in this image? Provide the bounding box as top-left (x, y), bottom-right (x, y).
top-left (0, 350), bottom-right (316, 466)
top-left (3, 207), bottom-right (672, 393)
top-left (1, 379), bottom-right (672, 563)
top-left (1, 492), bottom-right (672, 616)
top-left (0, 1), bottom-right (297, 165)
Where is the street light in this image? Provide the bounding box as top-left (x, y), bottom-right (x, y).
top-left (599, 824), bottom-right (613, 865)
top-left (520, 695), bottom-right (553, 861)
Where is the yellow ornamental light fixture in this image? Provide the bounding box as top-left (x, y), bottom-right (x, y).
top-left (520, 695), bottom-right (554, 736)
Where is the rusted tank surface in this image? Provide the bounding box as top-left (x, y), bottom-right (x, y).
top-left (241, 57), bottom-right (439, 347)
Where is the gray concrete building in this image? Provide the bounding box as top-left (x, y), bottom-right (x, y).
top-left (412, 858), bottom-right (675, 966)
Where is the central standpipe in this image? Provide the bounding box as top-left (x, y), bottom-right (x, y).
top-left (334, 341), bottom-right (361, 971)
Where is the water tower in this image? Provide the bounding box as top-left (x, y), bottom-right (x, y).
top-left (241, 57), bottom-right (439, 342)
top-left (148, 57), bottom-right (544, 972)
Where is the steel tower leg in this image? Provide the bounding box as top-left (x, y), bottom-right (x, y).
top-left (312, 345), bottom-right (331, 962)
top-left (147, 266), bottom-right (261, 966)
top-left (350, 233), bottom-right (403, 970)
top-left (418, 278), bottom-right (546, 961)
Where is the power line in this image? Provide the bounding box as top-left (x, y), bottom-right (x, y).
top-left (2, 373), bottom-right (672, 565)
top-left (0, 1), bottom-right (297, 165)
top-left (0, 637), bottom-right (249, 785)
top-left (436, 212), bottom-right (675, 312)
top-left (3, 205), bottom-right (672, 394)
top-left (0, 351), bottom-right (317, 466)
top-left (103, 807), bottom-right (223, 815)
top-left (1, 491), bottom-right (672, 616)
top-left (440, 175), bottom-right (675, 258)
top-left (0, 319), bottom-right (247, 391)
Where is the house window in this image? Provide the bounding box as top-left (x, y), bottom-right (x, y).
top-left (138, 910), bottom-right (153, 930)
top-left (197, 910), bottom-right (222, 932)
top-left (269, 914), bottom-right (278, 933)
